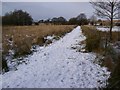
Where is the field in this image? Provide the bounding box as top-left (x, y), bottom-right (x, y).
top-left (2, 24), bottom-right (76, 59)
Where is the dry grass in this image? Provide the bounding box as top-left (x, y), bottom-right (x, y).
top-left (81, 25), bottom-right (120, 52)
top-left (81, 25), bottom-right (102, 52)
top-left (102, 56), bottom-right (115, 71)
top-left (82, 25), bottom-right (120, 42)
top-left (2, 24), bottom-right (76, 58)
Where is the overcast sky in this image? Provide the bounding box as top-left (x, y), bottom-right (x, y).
top-left (2, 2), bottom-right (95, 21)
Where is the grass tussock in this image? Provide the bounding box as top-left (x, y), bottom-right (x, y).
top-left (81, 25), bottom-right (101, 52)
top-left (2, 24), bottom-right (76, 58)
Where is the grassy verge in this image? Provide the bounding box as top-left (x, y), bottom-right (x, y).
top-left (81, 25), bottom-right (120, 88)
top-left (81, 25), bottom-right (120, 51)
top-left (81, 25), bottom-right (102, 52)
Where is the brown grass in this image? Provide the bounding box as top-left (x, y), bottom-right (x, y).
top-left (102, 56), bottom-right (115, 71)
top-left (81, 25), bottom-right (120, 42)
top-left (81, 25), bottom-right (102, 52)
top-left (2, 24), bottom-right (76, 58)
top-left (81, 25), bottom-right (120, 52)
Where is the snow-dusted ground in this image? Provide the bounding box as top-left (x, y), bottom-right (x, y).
top-left (1, 26), bottom-right (110, 88)
top-left (97, 26), bottom-right (120, 32)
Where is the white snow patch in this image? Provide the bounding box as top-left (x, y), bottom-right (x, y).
top-left (1, 26), bottom-right (110, 88)
top-left (97, 26), bottom-right (120, 32)
top-left (44, 35), bottom-right (55, 40)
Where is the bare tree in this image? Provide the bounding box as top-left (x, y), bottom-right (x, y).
top-left (90, 0), bottom-right (120, 41)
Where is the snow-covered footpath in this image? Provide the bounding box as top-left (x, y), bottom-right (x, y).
top-left (1, 26), bottom-right (110, 88)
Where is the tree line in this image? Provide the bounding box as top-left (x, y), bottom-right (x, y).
top-left (2, 9), bottom-right (99, 26)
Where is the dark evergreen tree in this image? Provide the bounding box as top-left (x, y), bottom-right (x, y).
top-left (2, 10), bottom-right (33, 26)
top-left (68, 17), bottom-right (77, 25)
top-left (68, 13), bottom-right (88, 25)
top-left (51, 17), bottom-right (67, 24)
top-left (76, 13), bottom-right (88, 25)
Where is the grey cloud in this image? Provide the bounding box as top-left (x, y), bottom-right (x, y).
top-left (2, 2), bottom-right (94, 20)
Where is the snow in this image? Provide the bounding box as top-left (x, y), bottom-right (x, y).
top-left (97, 26), bottom-right (120, 32)
top-left (44, 35), bottom-right (57, 43)
top-left (44, 35), bottom-right (55, 40)
top-left (1, 26), bottom-right (110, 88)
